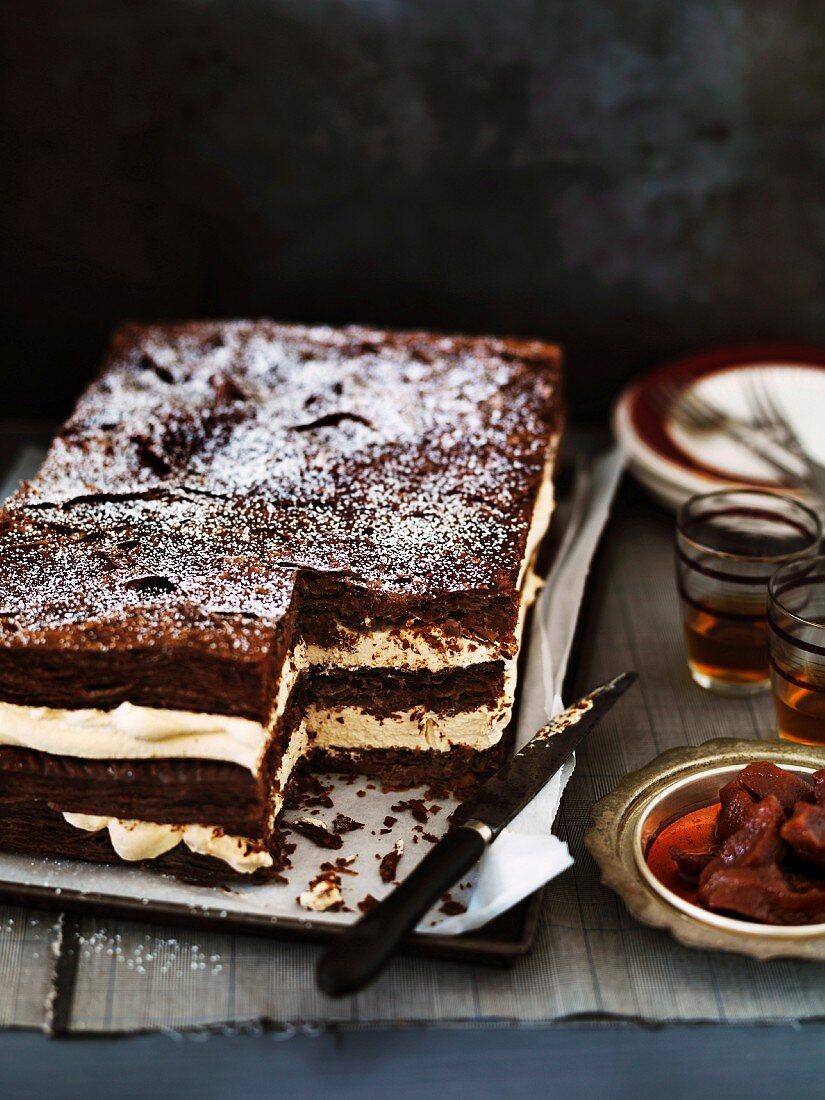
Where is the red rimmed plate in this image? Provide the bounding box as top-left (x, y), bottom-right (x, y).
top-left (613, 344), bottom-right (825, 510)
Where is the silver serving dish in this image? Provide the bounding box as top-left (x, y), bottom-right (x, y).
top-left (585, 738), bottom-right (825, 959)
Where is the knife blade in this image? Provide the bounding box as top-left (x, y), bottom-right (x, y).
top-left (316, 671), bottom-right (636, 997)
top-left (450, 671), bottom-right (637, 838)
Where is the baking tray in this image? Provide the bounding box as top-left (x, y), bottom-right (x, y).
top-left (0, 444), bottom-right (611, 967)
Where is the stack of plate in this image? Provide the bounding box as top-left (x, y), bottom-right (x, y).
top-left (612, 344), bottom-right (825, 510)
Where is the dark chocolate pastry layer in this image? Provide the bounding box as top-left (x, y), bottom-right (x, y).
top-left (303, 662), bottom-right (505, 718)
top-left (0, 748), bottom-right (267, 834)
top-left (0, 321), bottom-right (561, 718)
top-left (0, 498), bottom-right (295, 722)
top-left (297, 576), bottom-right (521, 657)
top-left (311, 731), bottom-right (514, 797)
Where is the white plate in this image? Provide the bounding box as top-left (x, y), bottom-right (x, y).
top-left (613, 356), bottom-right (825, 510)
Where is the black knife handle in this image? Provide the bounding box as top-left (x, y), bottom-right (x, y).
top-left (316, 825), bottom-right (488, 997)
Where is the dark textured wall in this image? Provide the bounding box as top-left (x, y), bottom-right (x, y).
top-left (3, 1), bottom-right (825, 420)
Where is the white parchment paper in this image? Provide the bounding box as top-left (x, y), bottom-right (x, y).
top-left (0, 447), bottom-right (624, 935)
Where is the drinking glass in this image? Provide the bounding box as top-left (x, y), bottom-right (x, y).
top-left (676, 489), bottom-right (821, 694)
top-left (769, 554), bottom-right (825, 744)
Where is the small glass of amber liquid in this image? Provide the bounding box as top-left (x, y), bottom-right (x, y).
top-left (770, 555), bottom-right (825, 743)
top-left (676, 490), bottom-right (820, 695)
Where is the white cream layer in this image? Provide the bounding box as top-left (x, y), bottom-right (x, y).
top-left (305, 705), bottom-right (505, 753)
top-left (268, 722), bottom-right (310, 824)
top-left (0, 702), bottom-right (269, 772)
top-left (304, 624), bottom-right (497, 673)
top-left (63, 813), bottom-right (274, 874)
top-left (519, 446), bottom-right (557, 588)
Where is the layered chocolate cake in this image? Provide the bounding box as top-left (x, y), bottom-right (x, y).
top-left (0, 321), bottom-right (562, 882)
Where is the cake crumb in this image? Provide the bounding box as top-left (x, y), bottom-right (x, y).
top-left (332, 813), bottom-right (365, 835)
top-left (321, 855), bottom-right (359, 877)
top-left (439, 892), bottom-right (467, 916)
top-left (379, 839), bottom-right (404, 883)
top-left (294, 775), bottom-right (335, 809)
top-left (298, 870), bottom-right (343, 912)
top-left (391, 798), bottom-right (429, 824)
top-left (289, 818), bottom-right (343, 850)
top-left (424, 786), bottom-right (450, 802)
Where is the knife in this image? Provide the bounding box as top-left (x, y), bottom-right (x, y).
top-left (316, 671), bottom-right (636, 996)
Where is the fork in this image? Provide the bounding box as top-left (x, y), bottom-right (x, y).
top-left (745, 373), bottom-right (825, 500)
top-left (648, 380), bottom-right (811, 489)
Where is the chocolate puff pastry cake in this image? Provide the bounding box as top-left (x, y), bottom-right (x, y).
top-left (0, 322), bottom-right (562, 882)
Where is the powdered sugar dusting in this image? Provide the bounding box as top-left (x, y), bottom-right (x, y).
top-left (0, 322), bottom-right (561, 654)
